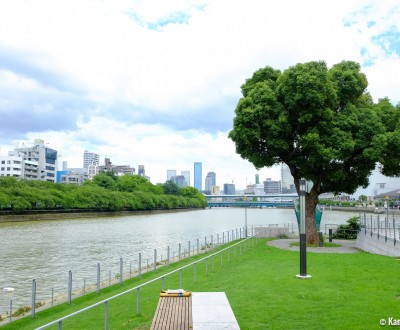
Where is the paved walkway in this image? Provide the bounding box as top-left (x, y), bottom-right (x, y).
top-left (192, 292), bottom-right (240, 329)
top-left (267, 239), bottom-right (360, 253)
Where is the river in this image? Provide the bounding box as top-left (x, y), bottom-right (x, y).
top-left (0, 207), bottom-right (358, 315)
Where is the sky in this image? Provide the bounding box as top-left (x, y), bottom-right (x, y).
top-left (0, 0), bottom-right (399, 189)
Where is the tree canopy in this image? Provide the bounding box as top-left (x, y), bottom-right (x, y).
top-left (229, 60), bottom-right (400, 243)
top-left (0, 174), bottom-right (207, 212)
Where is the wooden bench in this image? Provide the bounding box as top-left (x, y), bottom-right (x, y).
top-left (150, 296), bottom-right (192, 329)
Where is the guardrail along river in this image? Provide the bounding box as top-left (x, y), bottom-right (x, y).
top-left (0, 207), bottom-right (357, 316)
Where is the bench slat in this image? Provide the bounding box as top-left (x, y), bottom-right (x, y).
top-left (151, 296), bottom-right (192, 330)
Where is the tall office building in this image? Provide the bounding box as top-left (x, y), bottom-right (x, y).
top-left (281, 163), bottom-right (296, 193)
top-left (194, 162), bottom-right (202, 191)
top-left (205, 172), bottom-right (216, 193)
top-left (181, 170), bottom-right (190, 187)
top-left (264, 178), bottom-right (282, 194)
top-left (83, 150), bottom-right (99, 169)
top-left (167, 169), bottom-right (176, 181)
top-left (138, 165), bottom-right (145, 176)
top-left (223, 183), bottom-right (235, 195)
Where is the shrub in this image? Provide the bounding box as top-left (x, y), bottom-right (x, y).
top-left (333, 216), bottom-right (360, 239)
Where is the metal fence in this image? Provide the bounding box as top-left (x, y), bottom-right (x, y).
top-left (34, 232), bottom-right (263, 330)
top-left (359, 213), bottom-right (400, 241)
top-left (1, 226), bottom-right (255, 324)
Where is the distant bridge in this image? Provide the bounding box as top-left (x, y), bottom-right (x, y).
top-left (205, 194), bottom-right (297, 208)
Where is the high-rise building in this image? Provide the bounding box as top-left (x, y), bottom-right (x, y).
top-left (205, 172), bottom-right (216, 193)
top-left (171, 175), bottom-right (187, 188)
top-left (194, 162), bottom-right (202, 191)
top-left (11, 139), bottom-right (58, 182)
top-left (255, 174), bottom-right (260, 184)
top-left (167, 169), bottom-right (176, 181)
top-left (264, 178), bottom-right (281, 194)
top-left (181, 170), bottom-right (190, 187)
top-left (223, 183), bottom-right (235, 195)
top-left (138, 165), bottom-right (145, 176)
top-left (281, 163), bottom-right (295, 193)
top-left (83, 150), bottom-right (100, 169)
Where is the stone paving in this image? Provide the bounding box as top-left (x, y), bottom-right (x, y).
top-left (267, 238), bottom-right (360, 253)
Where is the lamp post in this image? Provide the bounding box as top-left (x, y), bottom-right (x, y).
top-left (296, 179), bottom-right (311, 279)
top-left (244, 195), bottom-right (248, 238)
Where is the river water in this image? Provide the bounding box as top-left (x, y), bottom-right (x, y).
top-left (0, 207), bottom-right (358, 314)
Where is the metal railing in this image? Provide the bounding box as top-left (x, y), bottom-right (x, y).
top-left (1, 226), bottom-right (253, 324)
top-left (34, 232), bottom-right (264, 329)
top-left (359, 213), bottom-right (400, 241)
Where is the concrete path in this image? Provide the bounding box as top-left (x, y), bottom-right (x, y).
top-left (267, 238), bottom-right (360, 253)
top-left (192, 292), bottom-right (240, 329)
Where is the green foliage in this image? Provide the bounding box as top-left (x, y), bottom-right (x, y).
top-left (0, 174), bottom-right (207, 213)
top-left (229, 60), bottom-right (400, 243)
top-left (333, 216), bottom-right (360, 239)
top-left (163, 180), bottom-right (181, 195)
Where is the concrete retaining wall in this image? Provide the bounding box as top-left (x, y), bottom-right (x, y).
top-left (254, 227), bottom-right (290, 238)
top-left (356, 230), bottom-right (400, 257)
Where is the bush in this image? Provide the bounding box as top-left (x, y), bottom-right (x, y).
top-left (333, 216), bottom-right (360, 239)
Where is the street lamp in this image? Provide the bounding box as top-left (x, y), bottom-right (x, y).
top-left (296, 179), bottom-right (311, 279)
top-left (244, 195), bottom-right (248, 238)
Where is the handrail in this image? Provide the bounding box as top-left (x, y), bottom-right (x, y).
top-left (35, 234), bottom-right (261, 329)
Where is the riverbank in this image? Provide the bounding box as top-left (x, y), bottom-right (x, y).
top-left (2, 237), bottom-right (399, 329)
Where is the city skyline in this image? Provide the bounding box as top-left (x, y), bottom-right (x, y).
top-left (0, 1), bottom-right (398, 189)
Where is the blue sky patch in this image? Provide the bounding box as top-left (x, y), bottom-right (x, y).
top-left (372, 27), bottom-right (400, 56)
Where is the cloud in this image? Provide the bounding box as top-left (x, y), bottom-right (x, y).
top-left (0, 0), bottom-right (399, 189)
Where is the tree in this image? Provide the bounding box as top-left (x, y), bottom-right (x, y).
top-left (229, 60), bottom-right (400, 244)
top-left (163, 180), bottom-right (181, 195)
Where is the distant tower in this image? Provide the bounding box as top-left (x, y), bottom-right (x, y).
top-left (194, 162), bottom-right (202, 191)
top-left (181, 170), bottom-right (190, 187)
top-left (167, 169), bottom-right (176, 181)
top-left (83, 150), bottom-right (99, 169)
top-left (138, 165), bottom-right (145, 176)
top-left (205, 172), bottom-right (216, 192)
top-left (255, 174), bottom-right (260, 184)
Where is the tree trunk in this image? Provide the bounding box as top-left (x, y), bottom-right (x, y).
top-left (305, 192), bottom-right (319, 245)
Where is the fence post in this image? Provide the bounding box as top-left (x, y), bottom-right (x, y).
top-left (154, 249), bottom-right (157, 271)
top-left (138, 253), bottom-right (142, 277)
top-left (329, 229), bottom-right (333, 242)
top-left (194, 263), bottom-right (197, 283)
top-left (211, 235), bottom-right (214, 249)
top-left (223, 232), bottom-right (225, 244)
top-left (206, 258), bottom-right (208, 276)
top-left (197, 239), bottom-right (199, 255)
top-left (97, 263), bottom-right (100, 293)
top-left (68, 270), bottom-right (72, 304)
top-left (104, 301), bottom-right (109, 330)
top-left (188, 241), bottom-right (191, 257)
top-left (136, 287), bottom-right (140, 315)
top-left (167, 246), bottom-right (170, 266)
top-left (31, 279), bottom-right (36, 318)
top-left (179, 243), bottom-right (181, 261)
top-left (9, 298), bottom-right (13, 322)
top-left (394, 219), bottom-right (397, 245)
top-left (204, 236), bottom-right (207, 253)
top-left (120, 258), bottom-right (123, 285)
top-left (217, 234), bottom-right (219, 247)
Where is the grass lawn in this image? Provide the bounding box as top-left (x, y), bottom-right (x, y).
top-left (1, 238), bottom-right (399, 329)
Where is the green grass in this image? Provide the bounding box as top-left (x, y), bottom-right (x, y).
top-left (1, 238), bottom-right (399, 329)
